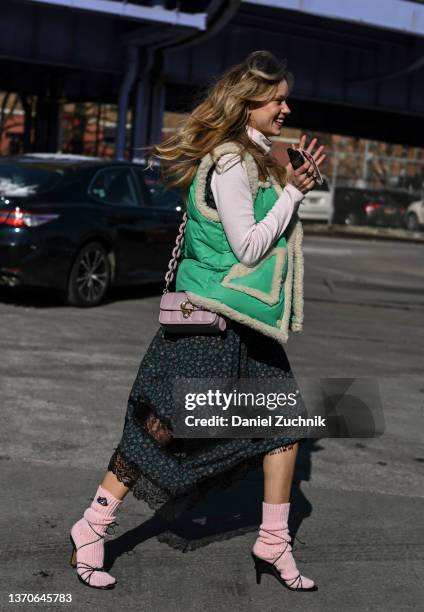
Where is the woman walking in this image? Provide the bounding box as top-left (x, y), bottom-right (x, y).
top-left (69, 50), bottom-right (325, 593)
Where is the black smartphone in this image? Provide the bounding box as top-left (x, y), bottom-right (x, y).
top-left (287, 147), bottom-right (305, 170)
top-left (287, 147), bottom-right (324, 186)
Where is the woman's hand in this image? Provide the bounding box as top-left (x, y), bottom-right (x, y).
top-left (285, 135), bottom-right (326, 195)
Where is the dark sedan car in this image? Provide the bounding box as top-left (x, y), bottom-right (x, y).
top-left (363, 189), bottom-right (417, 227)
top-left (0, 155), bottom-right (183, 306)
top-left (332, 187), bottom-right (417, 228)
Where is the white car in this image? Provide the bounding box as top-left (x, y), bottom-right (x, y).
top-left (404, 199), bottom-right (424, 231)
top-left (297, 176), bottom-right (334, 222)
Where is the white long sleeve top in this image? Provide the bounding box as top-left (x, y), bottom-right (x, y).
top-left (210, 125), bottom-right (304, 267)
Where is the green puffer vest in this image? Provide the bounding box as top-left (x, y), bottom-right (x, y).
top-left (175, 142), bottom-right (304, 345)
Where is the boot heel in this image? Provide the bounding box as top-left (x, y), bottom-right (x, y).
top-left (69, 535), bottom-right (77, 568)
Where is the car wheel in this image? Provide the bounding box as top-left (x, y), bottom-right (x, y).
top-left (406, 213), bottom-right (420, 231)
top-left (67, 242), bottom-right (111, 307)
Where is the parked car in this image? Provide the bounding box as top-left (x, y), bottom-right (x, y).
top-left (332, 187), bottom-right (369, 225)
top-left (404, 198), bottom-right (424, 231)
top-left (0, 154), bottom-right (183, 306)
top-left (362, 190), bottom-right (405, 228)
top-left (332, 187), bottom-right (416, 228)
top-left (297, 176), bottom-right (334, 222)
top-left (139, 163), bottom-right (183, 211)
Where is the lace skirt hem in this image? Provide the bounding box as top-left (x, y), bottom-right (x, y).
top-left (107, 441), bottom-right (298, 529)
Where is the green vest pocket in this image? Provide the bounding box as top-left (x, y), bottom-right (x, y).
top-left (220, 247), bottom-right (287, 305)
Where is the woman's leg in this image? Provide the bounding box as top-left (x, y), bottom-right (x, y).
top-left (70, 471), bottom-right (130, 589)
top-left (253, 441), bottom-right (316, 590)
top-left (101, 471), bottom-right (131, 501)
top-left (262, 442), bottom-right (298, 503)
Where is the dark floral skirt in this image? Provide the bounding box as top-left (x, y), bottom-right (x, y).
top-left (107, 321), bottom-right (305, 548)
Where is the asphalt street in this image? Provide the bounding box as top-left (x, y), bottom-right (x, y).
top-left (0, 235), bottom-right (423, 612)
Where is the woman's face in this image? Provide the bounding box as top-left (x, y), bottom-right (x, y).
top-left (248, 79), bottom-right (291, 137)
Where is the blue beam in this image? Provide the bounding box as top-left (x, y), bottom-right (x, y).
top-left (244, 0), bottom-right (424, 37)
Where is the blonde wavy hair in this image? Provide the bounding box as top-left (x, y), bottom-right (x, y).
top-left (149, 50), bottom-right (294, 195)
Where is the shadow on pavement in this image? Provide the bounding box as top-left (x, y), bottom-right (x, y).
top-left (104, 439), bottom-right (324, 566)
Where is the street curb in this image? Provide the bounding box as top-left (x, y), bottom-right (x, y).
top-left (302, 223), bottom-right (424, 244)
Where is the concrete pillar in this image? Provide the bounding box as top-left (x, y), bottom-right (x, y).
top-left (132, 74), bottom-right (151, 160)
top-left (149, 76), bottom-right (166, 146)
top-left (20, 95), bottom-right (34, 153)
top-left (116, 45), bottom-right (139, 160)
top-left (33, 95), bottom-right (59, 152)
top-left (131, 48), bottom-right (166, 159)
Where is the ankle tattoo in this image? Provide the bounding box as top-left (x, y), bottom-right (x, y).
top-left (266, 444), bottom-right (295, 456)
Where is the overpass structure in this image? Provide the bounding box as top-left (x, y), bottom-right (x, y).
top-left (1, 0), bottom-right (424, 155)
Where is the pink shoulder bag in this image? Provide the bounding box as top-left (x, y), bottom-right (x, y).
top-left (159, 212), bottom-right (227, 334)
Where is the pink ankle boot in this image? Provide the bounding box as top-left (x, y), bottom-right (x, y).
top-left (252, 502), bottom-right (317, 592)
top-left (70, 485), bottom-right (123, 589)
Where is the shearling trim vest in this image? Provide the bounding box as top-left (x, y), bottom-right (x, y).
top-left (175, 142), bottom-right (304, 345)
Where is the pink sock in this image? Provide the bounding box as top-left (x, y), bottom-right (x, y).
top-left (70, 485), bottom-right (123, 588)
top-left (252, 502), bottom-right (315, 590)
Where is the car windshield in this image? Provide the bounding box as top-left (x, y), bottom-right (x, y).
top-left (0, 163), bottom-right (62, 197)
top-left (137, 165), bottom-right (182, 209)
